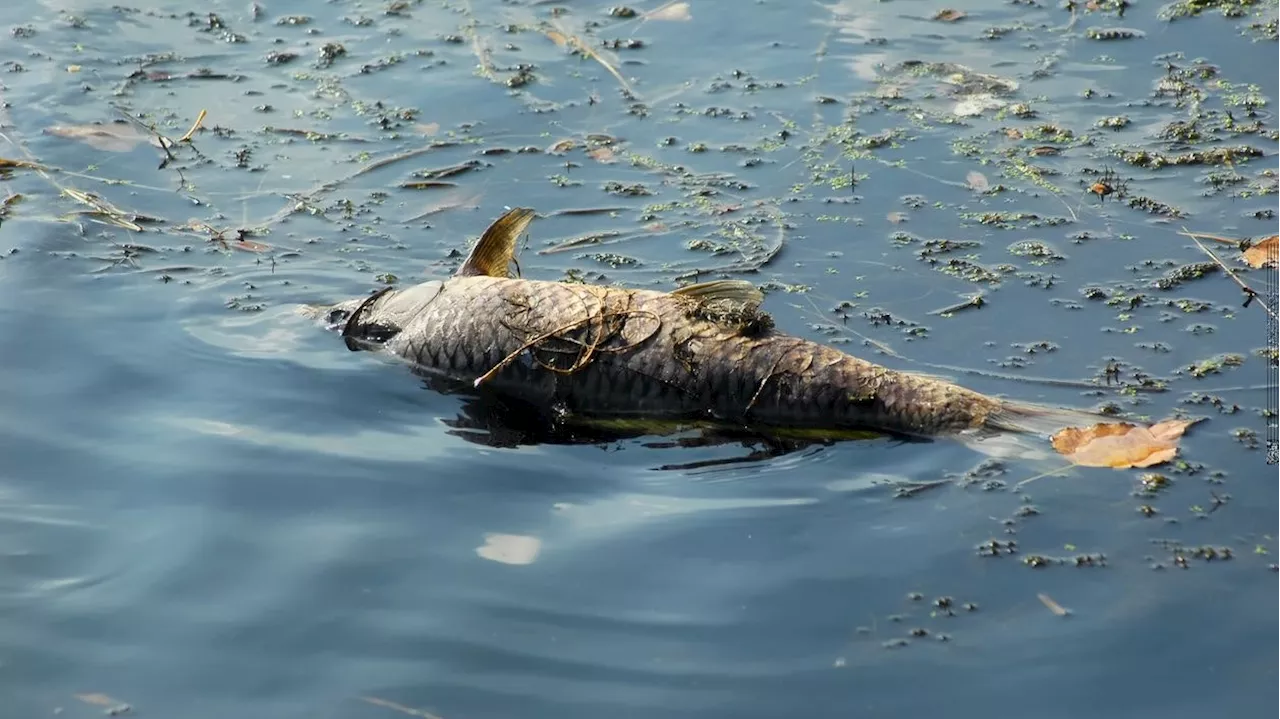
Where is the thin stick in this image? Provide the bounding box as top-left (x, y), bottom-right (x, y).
top-left (178, 109), bottom-right (207, 142)
top-left (473, 308), bottom-right (660, 387)
top-left (1015, 463), bottom-right (1075, 488)
top-left (542, 21), bottom-right (636, 97)
top-left (928, 293), bottom-right (986, 316)
top-left (1181, 227), bottom-right (1276, 321)
top-left (1177, 230), bottom-right (1246, 246)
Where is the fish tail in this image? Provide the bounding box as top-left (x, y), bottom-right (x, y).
top-left (950, 401), bottom-right (1098, 463)
top-left (982, 399), bottom-right (1112, 438)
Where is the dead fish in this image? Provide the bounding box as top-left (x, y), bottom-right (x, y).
top-left (310, 208), bottom-right (1107, 454)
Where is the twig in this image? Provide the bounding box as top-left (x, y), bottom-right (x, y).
top-left (1181, 227), bottom-right (1276, 321)
top-left (1037, 593), bottom-right (1071, 617)
top-left (929, 293), bottom-right (986, 316)
top-left (1015, 463), bottom-right (1075, 488)
top-left (542, 20), bottom-right (636, 98)
top-left (60, 187), bottom-right (145, 232)
top-left (360, 697), bottom-right (445, 719)
top-left (178, 109), bottom-right (207, 143)
top-left (352, 145), bottom-right (445, 179)
top-left (1177, 230), bottom-right (1246, 246)
top-left (474, 305), bottom-right (660, 387)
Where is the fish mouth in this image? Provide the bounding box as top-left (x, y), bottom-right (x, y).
top-left (295, 301), bottom-right (358, 332)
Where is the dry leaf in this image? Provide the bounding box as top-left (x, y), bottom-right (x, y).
top-left (933, 9), bottom-right (966, 21)
top-left (1242, 235), bottom-right (1277, 269)
top-left (545, 138), bottom-right (577, 154)
top-left (1004, 128), bottom-right (1023, 140)
top-left (587, 146), bottom-right (616, 163)
top-left (886, 212), bottom-right (909, 224)
top-left (75, 693), bottom-right (119, 707)
top-left (475, 533), bottom-right (541, 565)
top-left (233, 239), bottom-right (271, 253)
top-left (965, 171), bottom-right (990, 192)
top-left (644, 2), bottom-right (692, 21)
top-left (0, 157), bottom-right (44, 170)
top-left (1051, 418), bottom-right (1201, 469)
top-left (415, 122), bottom-right (440, 136)
top-left (46, 122), bottom-right (155, 152)
top-left (544, 29), bottom-right (569, 47)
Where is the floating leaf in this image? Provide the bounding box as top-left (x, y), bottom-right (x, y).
top-left (644, 2), bottom-right (692, 21)
top-left (233, 239), bottom-right (271, 253)
top-left (886, 211), bottom-right (909, 224)
top-left (1051, 418), bottom-right (1201, 469)
top-left (965, 171), bottom-right (990, 192)
top-left (0, 157), bottom-right (44, 170)
top-left (75, 693), bottom-right (119, 707)
top-left (475, 533), bottom-right (541, 565)
top-left (1242, 235), bottom-right (1277, 269)
top-left (545, 138), bottom-right (577, 154)
top-left (933, 9), bottom-right (967, 21)
top-left (45, 122), bottom-right (157, 152)
top-left (587, 146), bottom-right (617, 163)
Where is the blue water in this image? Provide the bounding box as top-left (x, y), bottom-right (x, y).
top-left (2, 1), bottom-right (1277, 717)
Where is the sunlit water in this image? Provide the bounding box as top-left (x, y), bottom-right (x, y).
top-left (1, 1), bottom-right (1276, 717)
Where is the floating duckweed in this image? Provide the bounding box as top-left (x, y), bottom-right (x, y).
top-left (1086, 27), bottom-right (1146, 40)
top-left (1007, 240), bottom-right (1065, 262)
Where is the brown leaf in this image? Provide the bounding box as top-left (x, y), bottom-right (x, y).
top-left (545, 138), bottom-right (577, 154)
top-left (644, 2), bottom-right (692, 21)
top-left (46, 122), bottom-right (154, 152)
top-left (233, 239), bottom-right (271, 253)
top-left (0, 157), bottom-right (44, 170)
top-left (965, 171), bottom-right (990, 192)
top-left (586, 146), bottom-right (616, 163)
top-left (415, 122), bottom-right (440, 137)
top-left (1242, 235), bottom-right (1277, 269)
top-left (1051, 418), bottom-right (1201, 469)
top-left (886, 212), bottom-right (909, 224)
top-left (933, 9), bottom-right (967, 21)
top-left (75, 693), bottom-right (119, 707)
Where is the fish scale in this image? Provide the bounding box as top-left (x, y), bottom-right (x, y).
top-left (356, 274), bottom-right (988, 434)
top-left (321, 208), bottom-right (1111, 443)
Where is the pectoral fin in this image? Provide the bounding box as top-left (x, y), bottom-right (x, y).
top-left (455, 207), bottom-right (537, 278)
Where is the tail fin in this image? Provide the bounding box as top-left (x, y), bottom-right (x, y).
top-left (984, 399), bottom-right (1118, 438)
top-left (958, 401), bottom-right (1114, 463)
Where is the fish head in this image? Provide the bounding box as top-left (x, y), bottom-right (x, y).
top-left (302, 279), bottom-right (448, 345)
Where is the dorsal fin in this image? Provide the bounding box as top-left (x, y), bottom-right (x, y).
top-left (672, 279), bottom-right (764, 308)
top-left (455, 207), bottom-right (537, 277)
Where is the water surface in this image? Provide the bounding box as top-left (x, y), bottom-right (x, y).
top-left (2, 1), bottom-right (1277, 717)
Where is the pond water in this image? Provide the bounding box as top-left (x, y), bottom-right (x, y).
top-left (1, 1), bottom-right (1277, 717)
